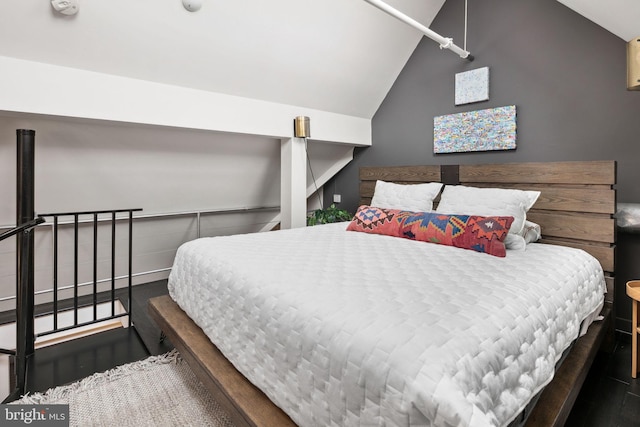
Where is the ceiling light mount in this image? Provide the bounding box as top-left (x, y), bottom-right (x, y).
top-left (51, 0), bottom-right (79, 16)
top-left (182, 0), bottom-right (202, 12)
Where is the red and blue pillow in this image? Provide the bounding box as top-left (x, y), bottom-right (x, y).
top-left (347, 205), bottom-right (514, 257)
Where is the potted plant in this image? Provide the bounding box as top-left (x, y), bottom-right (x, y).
top-left (307, 204), bottom-right (353, 226)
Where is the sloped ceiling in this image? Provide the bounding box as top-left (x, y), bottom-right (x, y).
top-left (0, 1), bottom-right (635, 121)
top-left (558, 0), bottom-right (639, 42)
top-left (0, 0), bottom-right (445, 120)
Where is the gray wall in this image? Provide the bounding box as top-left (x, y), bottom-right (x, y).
top-left (329, 0), bottom-right (640, 332)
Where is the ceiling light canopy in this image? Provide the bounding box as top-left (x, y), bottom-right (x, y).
top-left (51, 0), bottom-right (79, 16)
top-left (182, 0), bottom-right (202, 12)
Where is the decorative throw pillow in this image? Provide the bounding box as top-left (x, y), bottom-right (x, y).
top-left (347, 205), bottom-right (514, 257)
top-left (370, 180), bottom-right (443, 212)
top-left (345, 205), bottom-right (402, 237)
top-left (435, 185), bottom-right (540, 236)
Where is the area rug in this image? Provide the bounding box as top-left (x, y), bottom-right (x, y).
top-left (12, 350), bottom-right (235, 427)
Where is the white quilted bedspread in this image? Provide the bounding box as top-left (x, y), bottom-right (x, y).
top-left (168, 222), bottom-right (605, 427)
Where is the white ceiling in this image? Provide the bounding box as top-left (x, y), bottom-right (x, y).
top-left (0, 0), bottom-right (444, 119)
top-left (558, 0), bottom-right (639, 42)
top-left (0, 0), bottom-right (636, 120)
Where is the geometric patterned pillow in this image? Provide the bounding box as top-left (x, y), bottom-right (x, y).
top-left (347, 205), bottom-right (514, 257)
top-left (346, 205), bottom-right (403, 237)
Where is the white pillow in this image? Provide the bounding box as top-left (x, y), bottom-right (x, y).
top-left (504, 234), bottom-right (527, 251)
top-left (435, 185), bottom-right (540, 235)
top-left (370, 180), bottom-right (443, 212)
top-left (504, 221), bottom-right (542, 251)
top-left (521, 220), bottom-right (542, 243)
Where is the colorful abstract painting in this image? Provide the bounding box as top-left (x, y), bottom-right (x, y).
top-left (455, 67), bottom-right (489, 105)
top-left (433, 105), bottom-right (517, 154)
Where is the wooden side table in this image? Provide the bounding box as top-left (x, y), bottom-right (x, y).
top-left (627, 280), bottom-right (640, 378)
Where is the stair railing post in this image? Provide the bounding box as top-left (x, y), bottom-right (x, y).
top-left (15, 129), bottom-right (36, 395)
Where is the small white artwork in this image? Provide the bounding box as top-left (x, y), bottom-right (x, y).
top-left (455, 67), bottom-right (490, 105)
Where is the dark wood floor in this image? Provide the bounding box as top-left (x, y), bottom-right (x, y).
top-left (18, 281), bottom-right (640, 426)
top-left (24, 280), bottom-right (173, 394)
top-left (566, 332), bottom-right (640, 426)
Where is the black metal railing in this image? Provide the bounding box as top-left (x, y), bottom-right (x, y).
top-left (0, 217), bottom-right (45, 359)
top-left (2, 129), bottom-right (143, 403)
top-left (0, 218), bottom-right (45, 243)
top-left (2, 129), bottom-right (38, 403)
top-left (2, 208), bottom-right (141, 403)
top-left (36, 208), bottom-right (143, 337)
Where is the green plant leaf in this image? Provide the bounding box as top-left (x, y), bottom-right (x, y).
top-left (307, 204), bottom-right (353, 226)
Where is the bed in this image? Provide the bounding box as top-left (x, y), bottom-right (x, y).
top-left (148, 160), bottom-right (616, 427)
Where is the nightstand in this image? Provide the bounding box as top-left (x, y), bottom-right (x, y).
top-left (627, 280), bottom-right (640, 378)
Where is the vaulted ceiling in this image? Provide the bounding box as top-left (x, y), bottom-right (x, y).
top-left (2, 0), bottom-right (634, 122)
top-left (558, 0), bottom-right (638, 42)
top-left (0, 0), bottom-right (443, 120)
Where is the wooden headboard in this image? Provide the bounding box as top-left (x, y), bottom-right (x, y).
top-left (359, 161), bottom-right (617, 304)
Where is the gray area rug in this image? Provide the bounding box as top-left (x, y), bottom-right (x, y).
top-left (13, 350), bottom-right (235, 427)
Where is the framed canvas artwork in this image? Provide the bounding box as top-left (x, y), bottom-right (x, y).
top-left (433, 105), bottom-right (517, 154)
top-left (455, 67), bottom-right (490, 105)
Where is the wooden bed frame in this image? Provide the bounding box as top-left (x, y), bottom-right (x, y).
top-left (149, 160), bottom-right (616, 427)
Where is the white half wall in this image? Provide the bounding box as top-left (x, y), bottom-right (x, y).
top-left (0, 115), bottom-right (283, 224)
